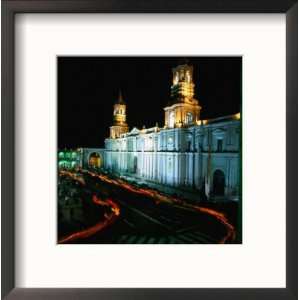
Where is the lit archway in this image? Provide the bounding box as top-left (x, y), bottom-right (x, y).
top-left (213, 169), bottom-right (225, 196)
top-left (89, 152), bottom-right (102, 168)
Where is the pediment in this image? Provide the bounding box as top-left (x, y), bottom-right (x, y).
top-left (130, 127), bottom-right (140, 135)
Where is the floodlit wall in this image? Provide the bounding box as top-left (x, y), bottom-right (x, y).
top-left (103, 119), bottom-right (240, 199)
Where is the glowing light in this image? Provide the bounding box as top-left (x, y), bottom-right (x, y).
top-left (58, 184), bottom-right (120, 243)
top-left (81, 170), bottom-right (236, 243)
top-left (173, 72), bottom-right (179, 85)
top-left (234, 112), bottom-right (241, 120)
top-left (186, 71), bottom-right (191, 82)
top-left (59, 169), bottom-right (236, 244)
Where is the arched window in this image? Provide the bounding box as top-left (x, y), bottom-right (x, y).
top-left (186, 134), bottom-right (193, 152)
top-left (173, 72), bottom-right (179, 85)
top-left (180, 70), bottom-right (185, 81)
top-left (146, 137), bottom-right (153, 150)
top-left (186, 112), bottom-right (193, 124)
top-left (217, 139), bottom-right (223, 152)
top-left (59, 161), bottom-right (66, 168)
top-left (186, 71), bottom-right (191, 82)
top-left (169, 111), bottom-right (175, 128)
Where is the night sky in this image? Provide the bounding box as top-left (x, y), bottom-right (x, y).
top-left (58, 57), bottom-right (241, 149)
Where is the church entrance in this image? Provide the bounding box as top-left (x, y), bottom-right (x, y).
top-left (213, 169), bottom-right (225, 196)
top-left (89, 153), bottom-right (102, 168)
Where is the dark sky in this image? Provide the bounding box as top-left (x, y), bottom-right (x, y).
top-left (58, 56), bottom-right (241, 148)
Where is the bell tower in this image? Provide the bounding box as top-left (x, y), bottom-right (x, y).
top-left (171, 63), bottom-right (195, 101)
top-left (110, 90), bottom-right (129, 138)
top-left (164, 61), bottom-right (201, 128)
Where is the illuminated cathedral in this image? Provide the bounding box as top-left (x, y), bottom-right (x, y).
top-left (58, 61), bottom-right (240, 201)
top-left (103, 62), bottom-right (241, 201)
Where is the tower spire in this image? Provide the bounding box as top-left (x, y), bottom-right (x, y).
top-left (117, 89), bottom-right (125, 104)
top-left (109, 89), bottom-right (129, 138)
top-left (171, 62), bottom-right (194, 102)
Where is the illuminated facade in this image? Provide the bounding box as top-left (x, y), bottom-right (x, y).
top-left (165, 63), bottom-right (201, 128)
top-left (58, 149), bottom-right (81, 169)
top-left (104, 62), bottom-right (241, 201)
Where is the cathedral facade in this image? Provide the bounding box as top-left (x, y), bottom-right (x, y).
top-left (104, 62), bottom-right (241, 201)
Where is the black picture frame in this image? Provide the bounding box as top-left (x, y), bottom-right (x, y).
top-left (2, 1), bottom-right (298, 299)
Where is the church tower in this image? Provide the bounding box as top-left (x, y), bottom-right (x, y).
top-left (164, 61), bottom-right (201, 128)
top-left (110, 90), bottom-right (129, 138)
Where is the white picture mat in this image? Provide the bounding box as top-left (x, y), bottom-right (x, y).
top-left (15, 14), bottom-right (286, 288)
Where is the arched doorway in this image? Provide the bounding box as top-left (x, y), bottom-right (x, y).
top-left (89, 152), bottom-right (102, 168)
top-left (213, 169), bottom-right (225, 196)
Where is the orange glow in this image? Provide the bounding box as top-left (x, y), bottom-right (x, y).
top-left (59, 169), bottom-right (235, 243)
top-left (89, 156), bottom-right (101, 168)
top-left (58, 171), bottom-right (121, 244)
top-left (190, 206), bottom-right (235, 243)
top-left (234, 112), bottom-right (241, 120)
top-left (82, 170), bottom-right (236, 243)
top-left (60, 170), bottom-right (85, 185)
top-left (58, 195), bottom-right (120, 244)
